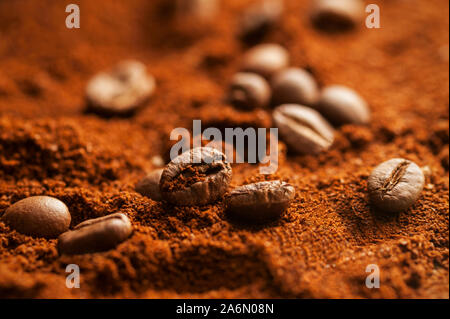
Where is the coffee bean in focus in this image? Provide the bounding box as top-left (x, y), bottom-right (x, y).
top-left (368, 158), bottom-right (425, 213)
top-left (58, 213), bottom-right (132, 255)
top-left (160, 147), bottom-right (232, 206)
top-left (227, 181), bottom-right (295, 223)
top-left (1, 196), bottom-right (71, 238)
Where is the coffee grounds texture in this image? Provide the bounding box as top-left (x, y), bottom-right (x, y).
top-left (0, 0), bottom-right (448, 298)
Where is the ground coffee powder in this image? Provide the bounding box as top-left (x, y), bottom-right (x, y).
top-left (0, 0), bottom-right (448, 298)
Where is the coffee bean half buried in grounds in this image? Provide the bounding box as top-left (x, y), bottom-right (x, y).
top-left (271, 68), bottom-right (320, 107)
top-left (58, 213), bottom-right (133, 255)
top-left (239, 0), bottom-right (284, 44)
top-left (160, 147), bottom-right (232, 206)
top-left (316, 85), bottom-right (370, 125)
top-left (241, 43), bottom-right (289, 79)
top-left (1, 196), bottom-right (71, 238)
top-left (86, 60), bottom-right (156, 116)
top-left (273, 104), bottom-right (334, 155)
top-left (135, 169), bottom-right (164, 201)
top-left (310, 0), bottom-right (365, 32)
top-left (227, 72), bottom-right (271, 110)
top-left (368, 158), bottom-right (425, 213)
top-left (227, 181), bottom-right (295, 223)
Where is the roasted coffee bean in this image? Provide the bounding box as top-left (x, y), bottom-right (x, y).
top-left (273, 104), bottom-right (334, 154)
top-left (271, 68), bottom-right (320, 106)
top-left (227, 181), bottom-right (295, 223)
top-left (1, 196), bottom-right (71, 238)
top-left (86, 60), bottom-right (155, 116)
top-left (239, 0), bottom-right (284, 44)
top-left (227, 72), bottom-right (271, 110)
top-left (316, 85), bottom-right (370, 125)
top-left (311, 0), bottom-right (365, 31)
top-left (58, 213), bottom-right (132, 255)
top-left (160, 147), bottom-right (232, 206)
top-left (368, 159), bottom-right (425, 213)
top-left (241, 43), bottom-right (289, 79)
top-left (135, 169), bottom-right (164, 201)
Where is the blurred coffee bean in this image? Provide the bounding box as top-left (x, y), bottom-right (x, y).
top-left (1, 196), bottom-right (71, 238)
top-left (317, 85), bottom-right (370, 125)
top-left (160, 147), bottom-right (232, 206)
top-left (239, 0), bottom-right (284, 44)
top-left (58, 213), bottom-right (133, 255)
top-left (311, 0), bottom-right (365, 31)
top-left (227, 181), bottom-right (295, 223)
top-left (273, 104), bottom-right (334, 154)
top-left (368, 159), bottom-right (425, 213)
top-left (241, 43), bottom-right (289, 79)
top-left (135, 169), bottom-right (164, 201)
top-left (271, 68), bottom-right (319, 106)
top-left (86, 60), bottom-right (155, 116)
top-left (227, 72), bottom-right (271, 110)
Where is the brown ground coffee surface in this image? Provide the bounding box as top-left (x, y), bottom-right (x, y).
top-left (0, 0), bottom-right (448, 298)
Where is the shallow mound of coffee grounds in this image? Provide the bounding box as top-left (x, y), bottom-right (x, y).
top-left (0, 0), bottom-right (448, 298)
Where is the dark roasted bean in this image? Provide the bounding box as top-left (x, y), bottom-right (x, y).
top-left (1, 196), bottom-right (71, 238)
top-left (227, 72), bottom-right (271, 110)
top-left (239, 0), bottom-right (283, 44)
top-left (58, 213), bottom-right (132, 255)
top-left (311, 0), bottom-right (365, 32)
top-left (368, 158), bottom-right (425, 213)
top-left (160, 147), bottom-right (232, 206)
top-left (86, 60), bottom-right (155, 116)
top-left (226, 181), bottom-right (295, 223)
top-left (241, 43), bottom-right (289, 79)
top-left (273, 104), bottom-right (334, 154)
top-left (317, 85), bottom-right (370, 125)
top-left (135, 169), bottom-right (164, 201)
top-left (271, 68), bottom-right (319, 106)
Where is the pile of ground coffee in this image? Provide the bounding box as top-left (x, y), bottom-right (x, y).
top-left (0, 0), bottom-right (448, 298)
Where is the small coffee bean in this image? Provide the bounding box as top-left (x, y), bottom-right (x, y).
top-left (273, 104), bottom-right (334, 155)
top-left (241, 43), bottom-right (289, 79)
top-left (239, 0), bottom-right (284, 44)
top-left (316, 85), bottom-right (370, 125)
top-left (1, 196), bottom-right (71, 238)
top-left (86, 60), bottom-right (155, 116)
top-left (226, 181), bottom-right (295, 223)
top-left (271, 68), bottom-right (320, 106)
top-left (135, 169), bottom-right (164, 201)
top-left (368, 158), bottom-right (425, 213)
top-left (160, 147), bottom-right (232, 206)
top-left (58, 213), bottom-right (132, 255)
top-left (311, 0), bottom-right (365, 31)
top-left (227, 72), bottom-right (271, 110)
